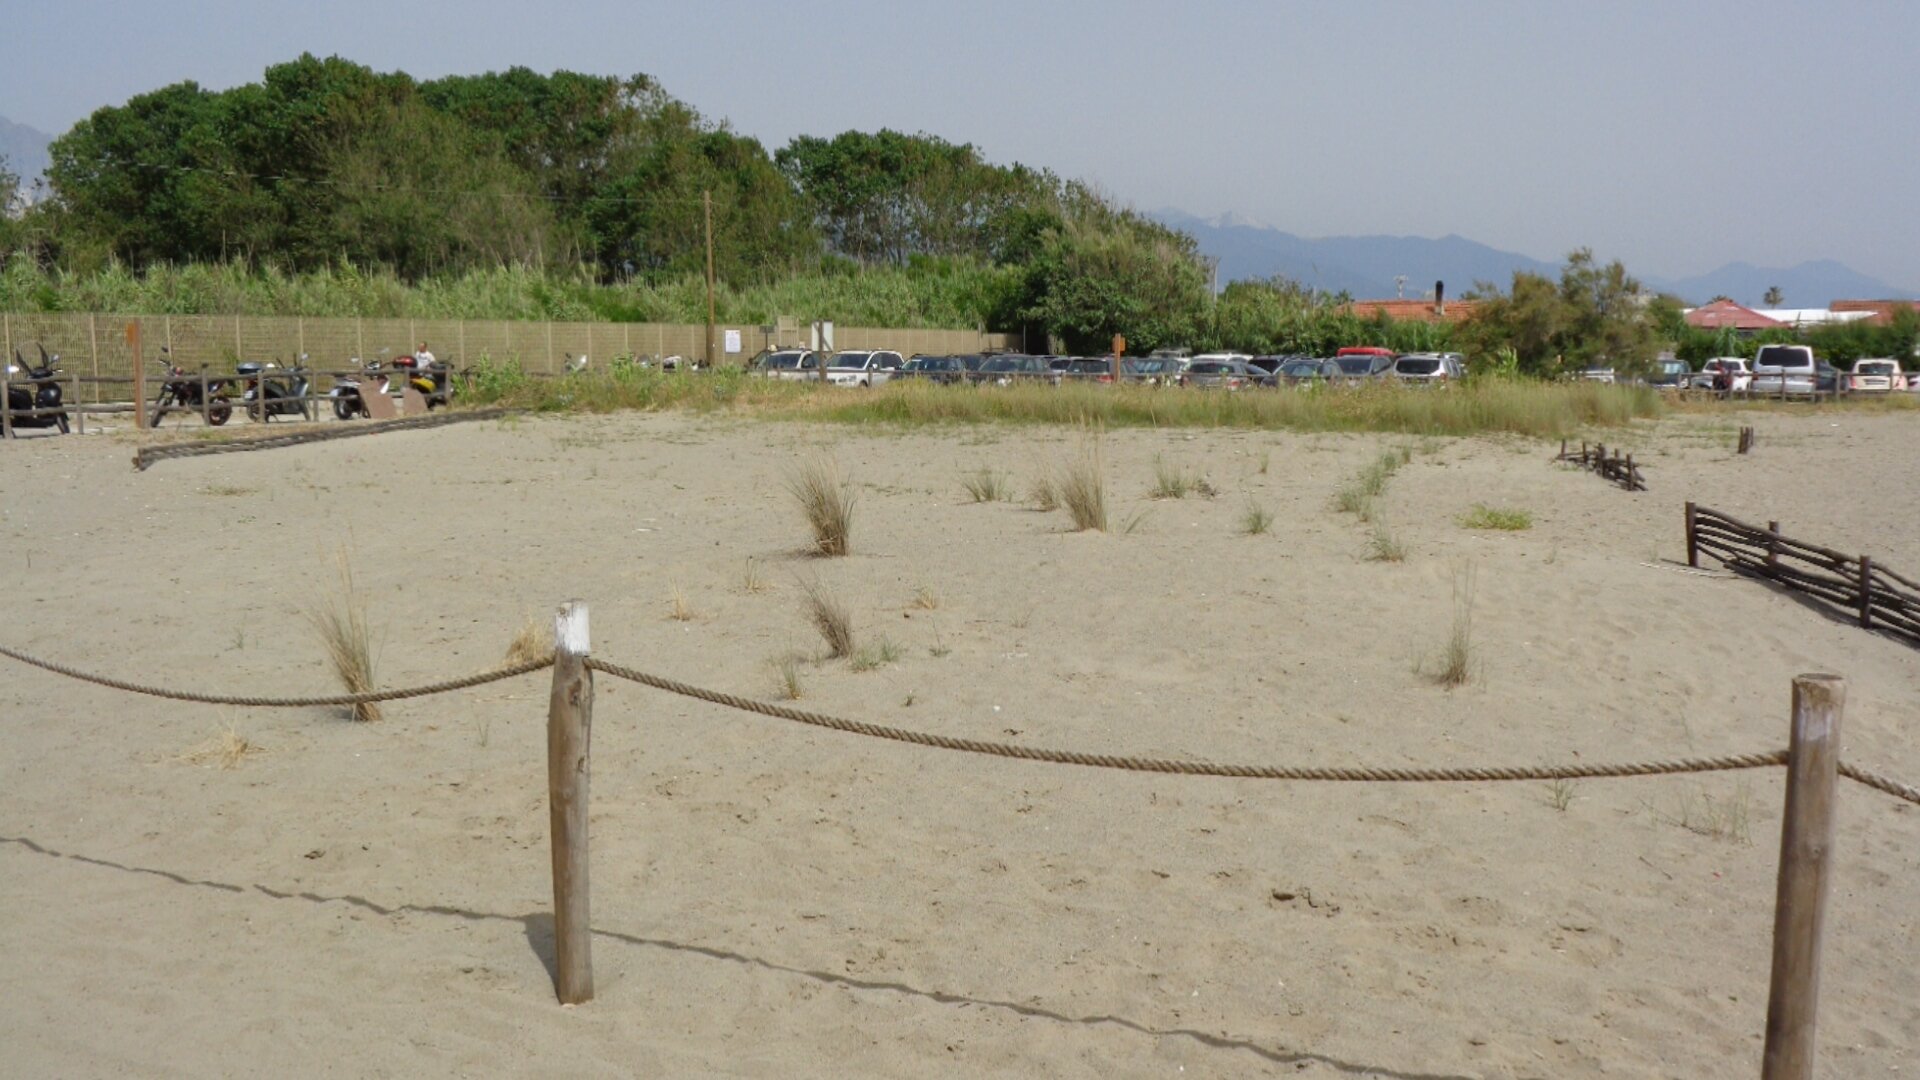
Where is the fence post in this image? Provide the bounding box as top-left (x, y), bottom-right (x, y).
top-left (1857, 557), bottom-right (1872, 630)
top-left (1768, 521), bottom-right (1780, 574)
top-left (72, 371), bottom-right (83, 435)
top-left (1685, 502), bottom-right (1698, 568)
top-left (1, 363), bottom-right (12, 440)
top-left (547, 600), bottom-right (594, 1005)
top-left (1762, 673), bottom-right (1844, 1080)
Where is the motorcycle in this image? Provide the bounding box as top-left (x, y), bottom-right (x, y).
top-left (150, 347), bottom-right (234, 427)
top-left (4, 345), bottom-right (70, 436)
top-left (328, 357), bottom-right (386, 420)
top-left (393, 353), bottom-right (452, 408)
top-left (240, 355), bottom-right (313, 422)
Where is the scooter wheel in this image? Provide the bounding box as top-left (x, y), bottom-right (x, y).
top-left (333, 397), bottom-right (360, 421)
top-left (208, 401), bottom-right (233, 427)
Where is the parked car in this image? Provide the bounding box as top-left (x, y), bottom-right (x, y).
top-left (1749, 344), bottom-right (1819, 397)
top-left (1391, 353), bottom-right (1465, 385)
top-left (756, 349), bottom-right (823, 380)
top-left (1647, 358), bottom-right (1692, 388)
top-left (1847, 358), bottom-right (1906, 393)
top-left (972, 353), bottom-right (1056, 386)
top-left (1180, 358), bottom-right (1259, 390)
top-left (1061, 357), bottom-right (1120, 382)
top-left (825, 349), bottom-right (903, 387)
top-left (1690, 357), bottom-right (1752, 393)
top-left (1122, 357), bottom-right (1182, 385)
top-left (1576, 367), bottom-right (1617, 383)
top-left (1277, 358), bottom-right (1341, 387)
top-left (1332, 352), bottom-right (1396, 380)
top-left (899, 355), bottom-right (968, 385)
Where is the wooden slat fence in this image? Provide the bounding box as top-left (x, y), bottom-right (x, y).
top-left (1556, 439), bottom-right (1646, 492)
top-left (1686, 503), bottom-right (1920, 645)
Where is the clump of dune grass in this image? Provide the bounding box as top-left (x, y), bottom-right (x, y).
top-left (1240, 500), bottom-right (1273, 536)
top-left (740, 557), bottom-right (769, 594)
top-left (1546, 778), bottom-right (1577, 812)
top-left (503, 617), bottom-right (553, 667)
top-left (1029, 468), bottom-right (1061, 511)
top-left (849, 638), bottom-right (902, 672)
top-left (786, 455), bottom-right (855, 556)
top-left (1367, 524), bottom-right (1406, 562)
top-left (798, 577), bottom-right (855, 658)
top-left (910, 585), bottom-right (941, 610)
top-left (1459, 504), bottom-right (1533, 531)
top-left (770, 655), bottom-right (804, 700)
top-left (667, 586), bottom-right (696, 621)
top-left (1334, 445), bottom-right (1414, 522)
top-left (175, 723), bottom-right (264, 769)
top-left (1151, 456), bottom-right (1194, 499)
top-left (962, 467), bottom-right (1011, 503)
top-left (1424, 562), bottom-right (1478, 688)
top-left (1060, 437), bottom-right (1108, 532)
top-left (307, 554), bottom-right (381, 722)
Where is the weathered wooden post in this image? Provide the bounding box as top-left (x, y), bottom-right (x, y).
top-left (1761, 673), bottom-right (1844, 1080)
top-left (547, 600), bottom-right (594, 1005)
top-left (1, 362), bottom-right (14, 440)
top-left (1768, 521), bottom-right (1781, 575)
top-left (1857, 557), bottom-right (1873, 630)
top-left (1685, 502), bottom-right (1699, 568)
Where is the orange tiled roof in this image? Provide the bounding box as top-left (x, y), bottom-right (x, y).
top-left (1342, 299), bottom-right (1481, 325)
top-left (1684, 298), bottom-right (1782, 330)
top-left (1830, 299), bottom-right (1920, 326)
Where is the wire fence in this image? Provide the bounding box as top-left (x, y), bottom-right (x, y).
top-left (1, 311), bottom-right (1020, 404)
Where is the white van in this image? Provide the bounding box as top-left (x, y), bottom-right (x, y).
top-left (1749, 344), bottom-right (1817, 397)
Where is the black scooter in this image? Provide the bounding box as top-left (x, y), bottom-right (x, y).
top-left (240, 355), bottom-right (313, 422)
top-left (150, 347), bottom-right (235, 427)
top-left (4, 345), bottom-right (70, 436)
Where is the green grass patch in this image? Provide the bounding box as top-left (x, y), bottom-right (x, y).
top-left (1459, 504), bottom-right (1534, 531)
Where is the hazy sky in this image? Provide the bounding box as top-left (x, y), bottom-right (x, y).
top-left (6, 0), bottom-right (1917, 288)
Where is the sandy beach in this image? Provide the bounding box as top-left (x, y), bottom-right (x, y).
top-left (2, 407), bottom-right (1916, 1078)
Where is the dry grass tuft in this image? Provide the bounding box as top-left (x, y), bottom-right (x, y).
top-left (1240, 499), bottom-right (1273, 536)
top-left (1367, 524), bottom-right (1406, 562)
top-left (787, 454), bottom-right (855, 556)
top-left (798, 576), bottom-right (855, 658)
top-left (175, 724), bottom-right (264, 769)
top-left (1459, 504), bottom-right (1533, 531)
top-left (307, 553), bottom-right (381, 722)
top-left (667, 586), bottom-right (697, 622)
top-left (1426, 561), bottom-right (1478, 688)
top-left (503, 617), bottom-right (553, 667)
top-left (962, 467), bottom-right (1011, 503)
top-left (1028, 465), bottom-right (1061, 511)
top-left (910, 585), bottom-right (941, 610)
top-left (771, 655), bottom-right (804, 700)
top-left (1060, 437), bottom-right (1108, 532)
top-left (740, 557), bottom-right (769, 594)
top-left (1151, 456), bottom-right (1194, 499)
top-left (849, 638), bottom-right (902, 672)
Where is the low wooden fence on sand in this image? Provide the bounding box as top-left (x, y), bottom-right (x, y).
top-left (1686, 504), bottom-right (1920, 646)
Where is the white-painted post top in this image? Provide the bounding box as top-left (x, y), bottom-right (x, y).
top-left (556, 601), bottom-right (591, 655)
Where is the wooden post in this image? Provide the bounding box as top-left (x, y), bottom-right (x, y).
top-left (1625, 453), bottom-right (1635, 490)
top-left (1685, 502), bottom-right (1698, 568)
top-left (1857, 557), bottom-right (1872, 630)
top-left (547, 600), bottom-right (594, 1005)
top-left (1768, 521), bottom-right (1780, 574)
top-left (1, 361), bottom-right (12, 440)
top-left (703, 189), bottom-right (717, 370)
top-left (199, 372), bottom-right (211, 428)
top-left (72, 371), bottom-right (83, 435)
top-left (130, 321), bottom-right (146, 432)
top-left (1761, 673), bottom-right (1845, 1080)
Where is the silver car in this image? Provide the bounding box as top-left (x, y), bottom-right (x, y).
top-left (1391, 353), bottom-right (1465, 385)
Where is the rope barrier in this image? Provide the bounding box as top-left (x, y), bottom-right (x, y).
top-left (582, 658), bottom-right (1789, 783)
top-left (0, 642), bottom-right (551, 706)
top-left (1840, 762), bottom-right (1920, 807)
top-left (1, 641), bottom-right (1916, 805)
top-left (132, 408), bottom-right (516, 470)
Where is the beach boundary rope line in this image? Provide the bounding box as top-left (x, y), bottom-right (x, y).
top-left (0, 641), bottom-right (550, 706)
top-left (132, 407), bottom-right (516, 470)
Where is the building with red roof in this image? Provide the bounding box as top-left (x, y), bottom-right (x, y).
top-left (1342, 298), bottom-right (1481, 325)
top-left (1829, 299), bottom-right (1920, 326)
top-left (1683, 299), bottom-right (1783, 332)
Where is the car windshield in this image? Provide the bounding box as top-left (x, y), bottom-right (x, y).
top-left (1189, 362), bottom-right (1231, 374)
top-left (1660, 361), bottom-right (1688, 373)
top-left (828, 352), bottom-right (870, 370)
top-left (982, 357), bottom-right (1021, 372)
top-left (1858, 362), bottom-right (1896, 375)
top-left (1396, 358), bottom-right (1441, 374)
top-left (765, 352), bottom-right (810, 369)
top-left (1282, 361), bottom-right (1325, 376)
top-left (1755, 346), bottom-right (1811, 368)
top-left (1335, 357), bottom-right (1377, 375)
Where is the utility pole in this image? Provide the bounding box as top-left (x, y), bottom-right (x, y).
top-left (704, 190), bottom-right (717, 369)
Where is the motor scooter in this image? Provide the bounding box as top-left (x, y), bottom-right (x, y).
top-left (5, 345), bottom-right (70, 436)
top-left (240, 355), bottom-right (314, 422)
top-left (394, 353), bottom-right (453, 408)
top-left (150, 347), bottom-right (234, 426)
top-left (327, 357), bottom-right (392, 420)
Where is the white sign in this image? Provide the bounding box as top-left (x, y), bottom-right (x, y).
top-left (723, 329), bottom-right (741, 354)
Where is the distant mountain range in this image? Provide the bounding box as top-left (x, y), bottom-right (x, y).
top-left (1150, 209), bottom-right (1917, 308)
top-left (0, 116), bottom-right (53, 198)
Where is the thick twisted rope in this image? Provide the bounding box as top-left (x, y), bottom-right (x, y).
top-left (1840, 762), bottom-right (1920, 807)
top-left (0, 642), bottom-right (551, 706)
top-left (133, 408), bottom-right (514, 470)
top-left (583, 658), bottom-right (1787, 783)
